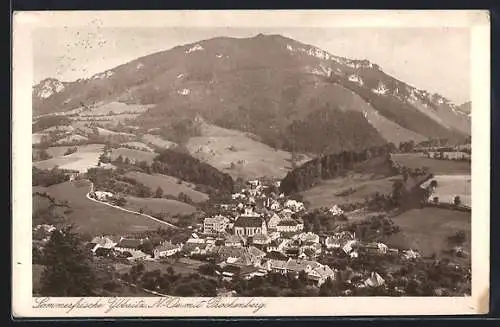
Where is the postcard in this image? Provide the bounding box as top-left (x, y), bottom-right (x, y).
top-left (12, 10), bottom-right (490, 317)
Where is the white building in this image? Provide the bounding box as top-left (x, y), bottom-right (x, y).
top-left (203, 215), bottom-right (230, 234)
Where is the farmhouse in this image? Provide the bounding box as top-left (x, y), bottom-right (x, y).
top-left (89, 236), bottom-right (117, 253)
top-left (115, 238), bottom-right (144, 252)
top-left (153, 242), bottom-right (181, 259)
top-left (324, 231), bottom-right (355, 249)
top-left (93, 191), bottom-right (114, 201)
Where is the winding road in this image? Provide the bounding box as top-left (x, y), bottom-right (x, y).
top-left (85, 181), bottom-right (179, 229)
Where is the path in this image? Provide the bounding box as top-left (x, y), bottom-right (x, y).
top-left (85, 181), bottom-right (179, 229)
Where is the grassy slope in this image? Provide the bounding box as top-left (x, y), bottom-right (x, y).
top-left (109, 148), bottom-right (157, 164)
top-left (387, 207), bottom-right (471, 258)
top-left (32, 144), bottom-right (105, 173)
top-left (33, 180), bottom-right (167, 234)
top-left (185, 121), bottom-right (310, 180)
top-left (124, 171), bottom-right (209, 203)
top-left (301, 174), bottom-right (398, 209)
top-left (124, 196), bottom-right (197, 216)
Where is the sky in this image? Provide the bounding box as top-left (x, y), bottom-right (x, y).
top-left (33, 27), bottom-right (471, 104)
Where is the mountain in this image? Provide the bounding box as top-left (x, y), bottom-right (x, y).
top-left (32, 78), bottom-right (66, 99)
top-left (33, 34), bottom-right (470, 156)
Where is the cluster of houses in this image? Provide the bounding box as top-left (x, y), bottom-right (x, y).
top-left (32, 178), bottom-right (429, 291)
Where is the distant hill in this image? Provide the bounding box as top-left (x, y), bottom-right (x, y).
top-left (33, 33), bottom-right (470, 159)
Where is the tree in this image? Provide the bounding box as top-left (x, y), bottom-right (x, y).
top-left (430, 180), bottom-right (438, 189)
top-left (433, 196), bottom-right (439, 204)
top-left (155, 187), bottom-right (164, 198)
top-left (40, 226), bottom-right (97, 296)
top-left (454, 196), bottom-right (461, 206)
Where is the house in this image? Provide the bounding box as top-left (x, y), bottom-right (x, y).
top-left (153, 242), bottom-right (181, 259)
top-left (94, 191), bottom-right (114, 201)
top-left (402, 249), bottom-right (420, 260)
top-left (225, 234), bottom-right (245, 247)
top-left (297, 232), bottom-right (320, 244)
top-left (329, 204), bottom-right (344, 216)
top-left (114, 238), bottom-right (144, 253)
top-left (267, 239), bottom-right (285, 253)
top-left (182, 242), bottom-right (211, 256)
top-left (252, 232), bottom-right (271, 245)
top-left (276, 219), bottom-right (302, 233)
top-left (308, 265), bottom-right (336, 286)
top-left (342, 239), bottom-right (359, 254)
top-left (267, 213), bottom-right (282, 230)
top-left (216, 246), bottom-right (266, 267)
top-left (265, 258), bottom-right (335, 285)
top-left (90, 236), bottom-right (117, 253)
top-left (284, 200), bottom-right (305, 212)
top-left (300, 243), bottom-right (322, 257)
top-left (216, 263), bottom-right (267, 281)
top-left (203, 215), bottom-right (230, 234)
top-left (363, 242), bottom-right (389, 255)
top-left (233, 211), bottom-right (267, 237)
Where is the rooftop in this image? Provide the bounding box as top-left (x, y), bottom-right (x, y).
top-left (234, 216), bottom-right (264, 228)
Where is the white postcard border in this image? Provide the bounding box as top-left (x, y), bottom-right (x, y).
top-left (12, 10), bottom-right (490, 317)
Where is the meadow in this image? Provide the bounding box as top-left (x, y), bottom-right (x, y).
top-left (33, 180), bottom-right (168, 234)
top-left (32, 144), bottom-right (105, 173)
top-left (301, 173), bottom-right (398, 209)
top-left (421, 174), bottom-right (471, 207)
top-left (391, 153), bottom-right (470, 175)
top-left (185, 122), bottom-right (310, 180)
top-left (109, 147), bottom-right (157, 164)
top-left (387, 207), bottom-right (471, 258)
top-left (124, 196), bottom-right (197, 216)
top-left (124, 171), bottom-right (209, 203)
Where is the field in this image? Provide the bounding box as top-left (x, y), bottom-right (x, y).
top-left (125, 196), bottom-right (197, 216)
top-left (33, 144), bottom-right (105, 173)
top-left (109, 147), bottom-right (157, 164)
top-left (421, 174), bottom-right (471, 207)
top-left (387, 207), bottom-right (471, 258)
top-left (301, 173), bottom-right (398, 209)
top-left (33, 180), bottom-right (168, 234)
top-left (391, 153), bottom-right (470, 175)
top-left (124, 171), bottom-right (209, 203)
top-left (186, 122), bottom-right (310, 180)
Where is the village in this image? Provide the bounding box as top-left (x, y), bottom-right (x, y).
top-left (33, 175), bottom-right (463, 297)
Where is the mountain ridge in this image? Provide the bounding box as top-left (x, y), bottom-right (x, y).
top-left (33, 33), bottom-right (470, 157)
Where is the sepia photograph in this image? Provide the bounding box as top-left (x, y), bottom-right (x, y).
top-left (12, 10), bottom-right (490, 317)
